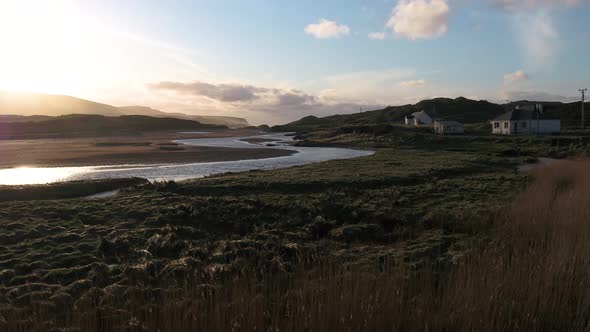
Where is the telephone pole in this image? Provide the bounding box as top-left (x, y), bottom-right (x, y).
top-left (580, 89), bottom-right (588, 130)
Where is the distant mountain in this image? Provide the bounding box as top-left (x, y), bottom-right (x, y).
top-left (117, 106), bottom-right (250, 128)
top-left (0, 91), bottom-right (250, 128)
top-left (273, 97), bottom-right (587, 131)
top-left (0, 114), bottom-right (225, 140)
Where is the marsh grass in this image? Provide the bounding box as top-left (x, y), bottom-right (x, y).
top-left (0, 178), bottom-right (148, 202)
top-left (3, 160), bottom-right (590, 331)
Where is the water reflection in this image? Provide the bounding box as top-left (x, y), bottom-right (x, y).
top-left (0, 166), bottom-right (92, 185)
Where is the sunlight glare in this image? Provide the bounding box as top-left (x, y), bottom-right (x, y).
top-left (0, 166), bottom-right (87, 185)
top-left (0, 0), bottom-right (116, 95)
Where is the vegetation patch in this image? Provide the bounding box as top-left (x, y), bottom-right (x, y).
top-left (1, 125), bottom-right (589, 329)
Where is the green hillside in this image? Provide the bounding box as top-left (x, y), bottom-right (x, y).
top-left (273, 97), bottom-right (504, 132)
top-left (273, 97), bottom-right (589, 132)
top-left (414, 97), bottom-right (505, 123)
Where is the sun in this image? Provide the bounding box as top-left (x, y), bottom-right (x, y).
top-left (0, 0), bottom-right (113, 95)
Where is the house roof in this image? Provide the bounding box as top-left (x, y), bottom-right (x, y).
top-left (493, 109), bottom-right (560, 121)
top-left (435, 120), bottom-right (463, 126)
top-left (411, 110), bottom-right (431, 117)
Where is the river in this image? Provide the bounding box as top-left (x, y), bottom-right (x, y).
top-left (0, 133), bottom-right (374, 185)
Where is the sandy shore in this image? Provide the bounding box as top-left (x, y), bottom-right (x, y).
top-left (0, 130), bottom-right (294, 168)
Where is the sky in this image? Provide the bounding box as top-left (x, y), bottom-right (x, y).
top-left (0, 0), bottom-right (588, 124)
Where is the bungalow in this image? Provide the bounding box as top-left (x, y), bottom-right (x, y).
top-left (434, 120), bottom-right (464, 135)
top-left (491, 105), bottom-right (560, 135)
top-left (405, 111), bottom-right (434, 126)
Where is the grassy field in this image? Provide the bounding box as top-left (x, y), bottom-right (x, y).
top-left (63, 160), bottom-right (589, 331)
top-left (0, 127), bottom-right (588, 330)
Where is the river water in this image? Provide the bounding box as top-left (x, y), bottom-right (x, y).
top-left (0, 133), bottom-right (374, 185)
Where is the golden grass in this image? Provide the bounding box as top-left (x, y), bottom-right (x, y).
top-left (4, 160), bottom-right (590, 331)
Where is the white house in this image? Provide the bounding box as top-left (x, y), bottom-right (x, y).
top-left (405, 111), bottom-right (434, 126)
top-left (491, 105), bottom-right (560, 135)
top-left (434, 120), bottom-right (464, 135)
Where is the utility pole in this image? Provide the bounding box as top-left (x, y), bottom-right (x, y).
top-left (580, 89), bottom-right (587, 130)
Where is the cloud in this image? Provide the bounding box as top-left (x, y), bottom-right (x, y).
top-left (312, 68), bottom-right (418, 103)
top-left (399, 79), bottom-right (428, 87)
top-left (386, 0), bottom-right (450, 40)
top-left (515, 12), bottom-right (559, 67)
top-left (491, 0), bottom-right (579, 70)
top-left (149, 81), bottom-right (265, 102)
top-left (277, 92), bottom-right (316, 106)
top-left (504, 70), bottom-right (529, 84)
top-left (503, 90), bottom-right (578, 102)
top-left (150, 81), bottom-right (322, 108)
top-left (305, 19), bottom-right (350, 39)
top-left (148, 80), bottom-right (386, 124)
top-left (491, 0), bottom-right (581, 11)
top-left (368, 32), bottom-right (386, 40)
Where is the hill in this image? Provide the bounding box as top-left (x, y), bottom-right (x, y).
top-left (273, 97), bottom-right (504, 132)
top-left (0, 114), bottom-right (53, 122)
top-left (273, 97), bottom-right (589, 132)
top-left (0, 114), bottom-right (225, 140)
top-left (0, 91), bottom-right (120, 116)
top-left (0, 91), bottom-right (250, 128)
top-left (536, 101), bottom-right (589, 128)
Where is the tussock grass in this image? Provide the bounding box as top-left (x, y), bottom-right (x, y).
top-left (3, 160), bottom-right (590, 331)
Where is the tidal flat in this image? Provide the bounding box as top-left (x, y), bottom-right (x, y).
top-left (0, 130), bottom-right (293, 169)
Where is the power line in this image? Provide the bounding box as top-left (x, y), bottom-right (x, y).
top-left (580, 89), bottom-right (588, 130)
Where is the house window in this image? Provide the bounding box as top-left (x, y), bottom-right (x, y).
top-left (494, 122), bottom-right (500, 128)
top-left (504, 122), bottom-right (509, 128)
top-left (522, 122), bottom-right (527, 128)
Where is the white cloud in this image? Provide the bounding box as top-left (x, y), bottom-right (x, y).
top-left (386, 0), bottom-right (450, 40)
top-left (399, 79), bottom-right (428, 87)
top-left (515, 12), bottom-right (559, 67)
top-left (368, 32), bottom-right (386, 40)
top-left (503, 70), bottom-right (529, 84)
top-left (491, 0), bottom-right (581, 11)
top-left (305, 19), bottom-right (350, 39)
top-left (491, 0), bottom-right (580, 70)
